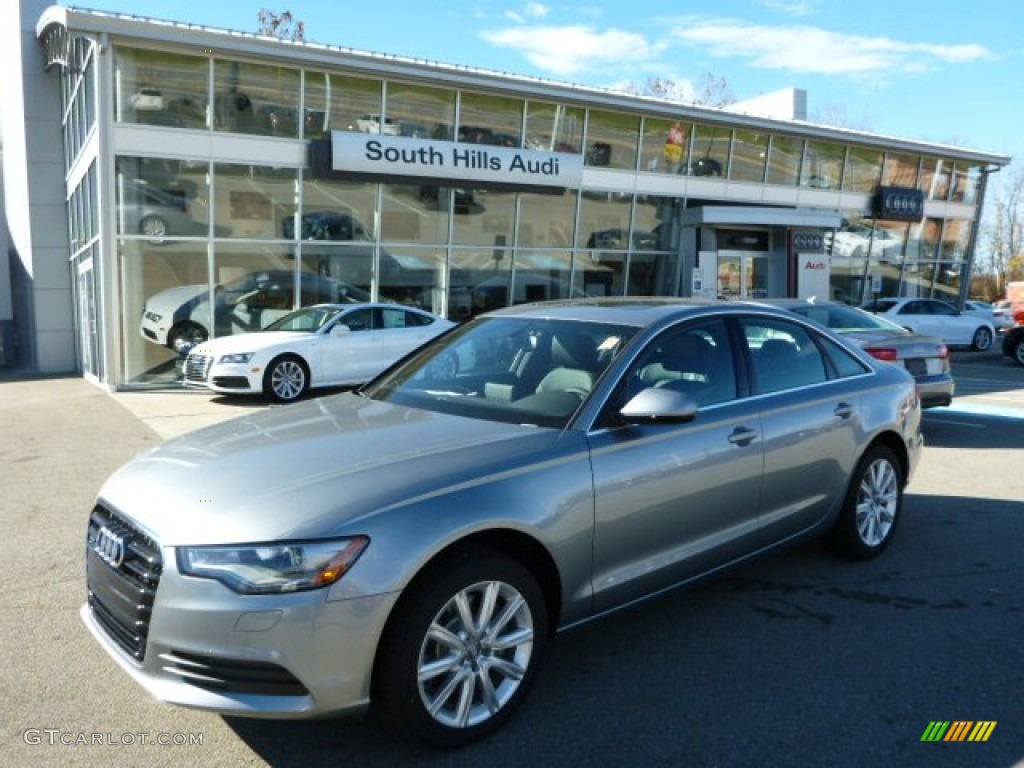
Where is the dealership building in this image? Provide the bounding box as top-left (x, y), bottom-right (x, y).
top-left (0, 0), bottom-right (1011, 388)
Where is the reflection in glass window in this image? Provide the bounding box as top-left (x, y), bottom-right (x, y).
top-left (950, 163), bottom-right (980, 204)
top-left (458, 92), bottom-right (524, 147)
top-left (882, 153), bottom-right (920, 188)
top-left (214, 164), bottom-right (296, 239)
top-left (640, 117), bottom-right (690, 174)
top-left (452, 189), bottom-right (515, 246)
top-left (385, 82), bottom-right (456, 141)
top-left (525, 101), bottom-right (584, 154)
top-left (843, 146), bottom-right (882, 193)
top-left (585, 109), bottom-right (639, 171)
top-left (299, 244), bottom-right (374, 301)
top-left (303, 70), bottom-right (381, 140)
top-left (115, 156), bottom-right (209, 240)
top-left (381, 183), bottom-right (449, 245)
top-left (765, 135), bottom-right (803, 186)
top-left (450, 248), bottom-right (513, 319)
top-left (517, 192), bottom-right (576, 249)
top-left (729, 130), bottom-right (769, 183)
top-left (513, 250), bottom-right (577, 303)
top-left (379, 247), bottom-right (445, 314)
top-left (802, 140), bottom-right (845, 189)
top-left (577, 192), bottom-right (631, 250)
top-left (211, 243), bottom-right (300, 338)
top-left (939, 219), bottom-right (971, 263)
top-left (920, 157), bottom-right (951, 201)
top-left (213, 60), bottom-right (300, 136)
top-left (299, 177), bottom-right (377, 245)
top-left (114, 47), bottom-right (208, 129)
top-left (122, 239), bottom-right (210, 384)
top-left (687, 124), bottom-right (730, 177)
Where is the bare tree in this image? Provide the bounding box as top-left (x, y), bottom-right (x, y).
top-left (622, 74), bottom-right (735, 107)
top-left (691, 73), bottom-right (734, 108)
top-left (257, 8), bottom-right (305, 41)
top-left (979, 167), bottom-right (1024, 297)
top-left (808, 103), bottom-right (873, 131)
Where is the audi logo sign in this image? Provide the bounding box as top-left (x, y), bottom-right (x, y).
top-left (792, 232), bottom-right (824, 253)
top-left (872, 186), bottom-right (925, 222)
top-left (94, 526), bottom-right (126, 568)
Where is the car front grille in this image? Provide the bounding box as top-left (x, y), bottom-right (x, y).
top-left (184, 353), bottom-right (213, 383)
top-left (86, 505), bottom-right (162, 662)
top-left (158, 650), bottom-right (309, 696)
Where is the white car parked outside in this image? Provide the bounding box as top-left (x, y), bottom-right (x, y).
top-left (183, 303), bottom-right (455, 401)
top-left (862, 297), bottom-right (996, 351)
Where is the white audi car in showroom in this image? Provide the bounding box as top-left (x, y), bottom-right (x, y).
top-left (183, 303), bottom-right (454, 402)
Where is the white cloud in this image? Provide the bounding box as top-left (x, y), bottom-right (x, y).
top-left (667, 19), bottom-right (992, 77)
top-left (524, 2), bottom-right (549, 19)
top-left (757, 0), bottom-right (821, 17)
top-left (505, 10), bottom-right (525, 23)
top-left (480, 24), bottom-right (659, 76)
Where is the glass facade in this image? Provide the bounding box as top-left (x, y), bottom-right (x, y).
top-left (93, 41), bottom-right (990, 386)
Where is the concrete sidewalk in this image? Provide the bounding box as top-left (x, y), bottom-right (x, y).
top-left (107, 385), bottom-right (268, 439)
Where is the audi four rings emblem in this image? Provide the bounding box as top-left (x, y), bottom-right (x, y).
top-left (94, 526), bottom-right (126, 567)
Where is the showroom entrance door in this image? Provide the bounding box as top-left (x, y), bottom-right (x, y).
top-left (75, 253), bottom-right (101, 380)
top-left (716, 252), bottom-right (768, 299)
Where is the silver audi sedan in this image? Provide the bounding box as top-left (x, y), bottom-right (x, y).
top-left (82, 299), bottom-right (923, 747)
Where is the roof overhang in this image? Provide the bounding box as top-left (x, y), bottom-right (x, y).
top-left (680, 206), bottom-right (843, 229)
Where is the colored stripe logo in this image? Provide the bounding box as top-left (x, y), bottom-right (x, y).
top-left (921, 721), bottom-right (997, 742)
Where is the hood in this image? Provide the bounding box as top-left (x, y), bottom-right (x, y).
top-left (98, 393), bottom-right (564, 546)
top-left (144, 283), bottom-right (207, 314)
top-left (190, 331), bottom-right (313, 356)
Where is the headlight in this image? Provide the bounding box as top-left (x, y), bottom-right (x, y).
top-left (177, 537), bottom-right (369, 594)
top-left (218, 352), bottom-right (255, 364)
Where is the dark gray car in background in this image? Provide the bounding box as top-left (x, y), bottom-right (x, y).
top-left (82, 299), bottom-right (923, 747)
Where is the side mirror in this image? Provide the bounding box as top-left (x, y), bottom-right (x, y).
top-left (620, 387), bottom-right (699, 424)
top-left (331, 324), bottom-right (352, 335)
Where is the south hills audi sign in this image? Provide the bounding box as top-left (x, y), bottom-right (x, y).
top-left (328, 132), bottom-right (583, 190)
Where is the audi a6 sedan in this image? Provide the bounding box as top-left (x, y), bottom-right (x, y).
top-left (82, 299), bottom-right (923, 747)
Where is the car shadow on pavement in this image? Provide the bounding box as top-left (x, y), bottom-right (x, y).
top-left (922, 412), bottom-right (1024, 449)
top-left (221, 491), bottom-right (1024, 767)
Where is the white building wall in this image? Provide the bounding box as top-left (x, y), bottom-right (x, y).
top-left (1, 0), bottom-right (75, 372)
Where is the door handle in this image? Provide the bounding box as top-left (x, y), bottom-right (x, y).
top-left (728, 426), bottom-right (758, 446)
top-left (834, 402), bottom-right (854, 419)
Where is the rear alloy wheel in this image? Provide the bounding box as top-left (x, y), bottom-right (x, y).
top-left (972, 326), bottom-right (993, 351)
top-left (830, 445), bottom-right (903, 560)
top-left (374, 550), bottom-right (548, 747)
top-left (263, 355), bottom-right (309, 403)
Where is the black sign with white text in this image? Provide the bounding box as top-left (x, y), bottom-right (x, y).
top-left (872, 186), bottom-right (925, 222)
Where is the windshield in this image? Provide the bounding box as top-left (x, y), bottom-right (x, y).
top-left (263, 306), bottom-right (344, 332)
top-left (363, 316), bottom-right (637, 428)
top-left (791, 304), bottom-right (908, 333)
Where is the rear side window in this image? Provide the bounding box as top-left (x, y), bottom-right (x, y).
top-left (742, 319), bottom-right (828, 394)
top-left (818, 336), bottom-right (870, 378)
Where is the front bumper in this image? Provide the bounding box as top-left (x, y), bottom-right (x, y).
top-left (183, 355), bottom-right (264, 395)
top-left (81, 553), bottom-right (400, 718)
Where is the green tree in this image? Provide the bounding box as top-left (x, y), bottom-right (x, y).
top-left (257, 8), bottom-right (305, 41)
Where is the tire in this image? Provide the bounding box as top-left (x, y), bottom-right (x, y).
top-left (971, 326), bottom-right (993, 351)
top-left (829, 445), bottom-right (903, 560)
top-left (1012, 336), bottom-right (1024, 367)
top-left (262, 354), bottom-right (309, 403)
top-left (373, 549), bottom-right (548, 748)
top-left (167, 321), bottom-right (208, 354)
top-left (139, 215), bottom-right (169, 241)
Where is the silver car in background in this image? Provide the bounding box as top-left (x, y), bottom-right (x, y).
top-left (82, 299), bottom-right (923, 747)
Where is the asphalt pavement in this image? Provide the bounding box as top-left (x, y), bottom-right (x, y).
top-left (1, 348), bottom-right (1021, 767)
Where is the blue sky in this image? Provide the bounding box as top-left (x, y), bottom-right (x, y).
top-left (66, 0), bottom-right (1020, 165)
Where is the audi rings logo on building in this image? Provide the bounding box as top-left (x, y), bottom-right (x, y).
top-left (792, 232), bottom-right (824, 253)
top-left (94, 526), bottom-right (126, 567)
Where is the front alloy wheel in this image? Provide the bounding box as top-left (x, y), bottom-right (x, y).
top-left (1013, 337), bottom-right (1024, 367)
top-left (830, 445), bottom-right (903, 559)
top-left (374, 550), bottom-right (547, 747)
top-left (263, 355), bottom-right (308, 402)
top-left (972, 326), bottom-right (993, 351)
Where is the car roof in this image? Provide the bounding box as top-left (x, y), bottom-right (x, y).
top-left (480, 297), bottom-right (796, 328)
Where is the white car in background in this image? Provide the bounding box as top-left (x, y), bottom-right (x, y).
top-left (183, 303), bottom-right (455, 402)
top-left (963, 299), bottom-right (1014, 334)
top-left (861, 297), bottom-right (996, 351)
